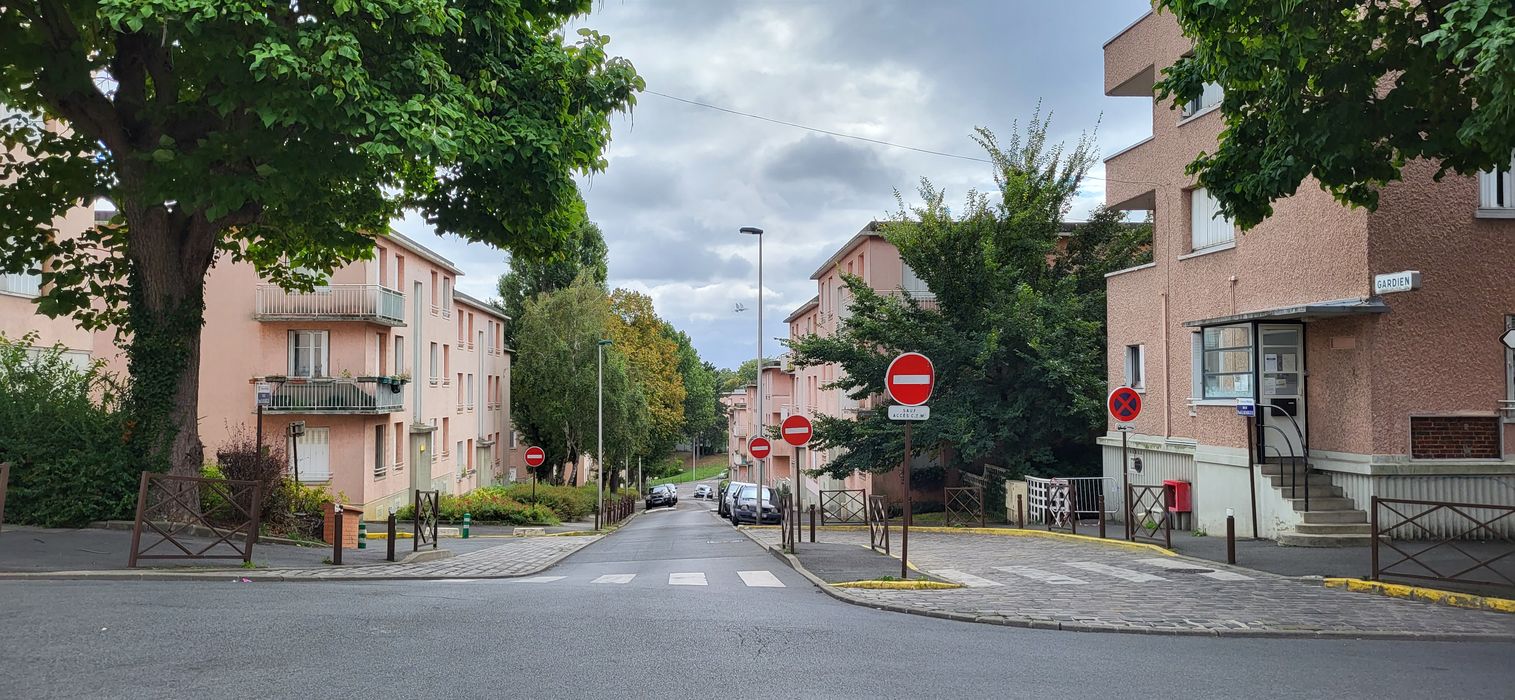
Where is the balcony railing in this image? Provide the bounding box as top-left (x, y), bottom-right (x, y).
top-left (254, 285), bottom-right (405, 326)
top-left (260, 377), bottom-right (405, 414)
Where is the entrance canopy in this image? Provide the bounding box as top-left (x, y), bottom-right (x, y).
top-left (1181, 297), bottom-right (1389, 328)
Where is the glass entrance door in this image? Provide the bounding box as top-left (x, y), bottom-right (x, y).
top-left (1258, 324), bottom-right (1306, 459)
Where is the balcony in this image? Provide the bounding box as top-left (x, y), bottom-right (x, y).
top-left (254, 285), bottom-right (405, 326)
top-left (258, 377), bottom-right (405, 414)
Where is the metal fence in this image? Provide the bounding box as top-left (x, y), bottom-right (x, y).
top-left (868, 495), bottom-right (890, 554)
top-left (601, 495), bottom-right (635, 526)
top-left (1026, 475), bottom-right (1114, 524)
top-left (128, 472), bottom-right (263, 567)
top-left (1126, 483), bottom-right (1172, 548)
top-left (820, 489), bottom-right (868, 524)
top-left (266, 377), bottom-right (404, 414)
top-left (254, 284), bottom-right (404, 324)
top-left (1371, 496), bottom-right (1515, 592)
top-left (413, 490), bottom-right (439, 551)
top-left (944, 486), bottom-right (985, 528)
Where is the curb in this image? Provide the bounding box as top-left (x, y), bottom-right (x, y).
top-left (743, 523), bottom-right (1176, 556)
top-left (1321, 578), bottom-right (1515, 615)
top-left (733, 523), bottom-right (1515, 642)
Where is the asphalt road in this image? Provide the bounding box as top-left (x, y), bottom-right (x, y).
top-left (3, 488), bottom-right (1514, 699)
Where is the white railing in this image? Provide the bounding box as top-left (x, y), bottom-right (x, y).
top-left (255, 284), bottom-right (404, 325)
top-left (262, 377), bottom-right (404, 414)
top-left (1025, 476), bottom-right (1116, 523)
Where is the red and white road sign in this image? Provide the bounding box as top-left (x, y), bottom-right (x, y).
top-left (748, 436), bottom-right (772, 459)
top-left (781, 414), bottom-right (813, 447)
top-left (524, 446), bottom-right (546, 468)
top-left (885, 352), bottom-right (935, 407)
top-left (1108, 386), bottom-right (1142, 422)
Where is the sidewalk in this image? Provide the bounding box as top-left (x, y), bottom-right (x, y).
top-left (744, 526), bottom-right (1515, 640)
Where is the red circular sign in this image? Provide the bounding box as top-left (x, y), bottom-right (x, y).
top-left (1108, 386), bottom-right (1142, 422)
top-left (781, 414), bottom-right (813, 447)
top-left (524, 446), bottom-right (546, 467)
top-left (885, 352), bottom-right (935, 407)
top-left (748, 437), bottom-right (772, 459)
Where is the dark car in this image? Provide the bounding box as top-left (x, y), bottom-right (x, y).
top-left (693, 485), bottom-right (713, 500)
top-left (645, 484), bottom-right (677, 510)
top-left (718, 480), bottom-right (752, 518)
top-left (730, 485), bottom-right (782, 526)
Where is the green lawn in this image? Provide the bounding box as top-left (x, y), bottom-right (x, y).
top-left (649, 453), bottom-right (727, 486)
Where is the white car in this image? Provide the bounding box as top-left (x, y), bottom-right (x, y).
top-left (693, 485), bottom-right (713, 499)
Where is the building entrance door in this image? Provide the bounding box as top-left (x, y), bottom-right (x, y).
top-left (1258, 324), bottom-right (1307, 459)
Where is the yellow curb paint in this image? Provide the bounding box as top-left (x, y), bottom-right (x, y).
top-left (1323, 578), bottom-right (1515, 614)
top-left (831, 580), bottom-right (962, 590)
top-left (762, 523), bottom-right (1176, 556)
top-left (364, 532), bottom-right (414, 540)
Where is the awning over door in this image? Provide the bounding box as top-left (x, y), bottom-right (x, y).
top-left (1181, 297), bottom-right (1389, 328)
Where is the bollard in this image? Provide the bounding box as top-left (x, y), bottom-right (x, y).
top-left (386, 511), bottom-right (396, 562)
top-left (1226, 510), bottom-right (1237, 565)
top-left (358, 520), bottom-right (367, 549)
top-left (809, 504), bottom-right (816, 543)
top-left (1016, 494), bottom-right (1024, 529)
top-left (462, 512), bottom-right (471, 539)
top-left (1097, 494), bottom-right (1106, 539)
top-left (332, 505), bottom-right (343, 565)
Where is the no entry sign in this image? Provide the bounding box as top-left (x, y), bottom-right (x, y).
top-left (885, 352), bottom-right (935, 407)
top-left (781, 414), bottom-right (813, 446)
top-left (1108, 386), bottom-right (1142, 422)
top-left (749, 436), bottom-right (772, 459)
top-left (524, 446), bottom-right (546, 468)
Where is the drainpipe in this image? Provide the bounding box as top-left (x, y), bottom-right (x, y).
top-left (1161, 291), bottom-right (1171, 439)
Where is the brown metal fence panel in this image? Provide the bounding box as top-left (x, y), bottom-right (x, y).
top-left (820, 489), bottom-right (867, 524)
top-left (127, 472), bottom-right (263, 567)
top-left (944, 486), bottom-right (985, 528)
top-left (1126, 483), bottom-right (1172, 548)
top-left (868, 495), bottom-right (890, 554)
top-left (414, 490), bottom-right (440, 551)
top-left (1372, 496), bottom-right (1515, 592)
top-left (1045, 479), bottom-right (1078, 535)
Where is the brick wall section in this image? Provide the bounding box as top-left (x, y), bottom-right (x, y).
top-left (1409, 417), bottom-right (1500, 459)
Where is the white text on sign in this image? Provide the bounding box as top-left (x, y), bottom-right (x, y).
top-left (888, 405), bottom-right (930, 421)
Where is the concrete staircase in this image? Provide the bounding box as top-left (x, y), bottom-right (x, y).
top-left (1260, 461), bottom-right (1373, 547)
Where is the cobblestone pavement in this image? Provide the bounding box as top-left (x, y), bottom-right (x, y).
top-left (749, 529), bottom-right (1515, 638)
top-left (238, 535), bottom-right (601, 580)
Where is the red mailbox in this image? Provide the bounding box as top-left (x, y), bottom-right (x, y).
top-left (1162, 480), bottom-right (1192, 513)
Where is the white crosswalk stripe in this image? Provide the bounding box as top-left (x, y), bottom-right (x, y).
top-left (993, 565), bottom-right (1088, 585)
top-left (591, 574), bottom-right (636, 584)
top-left (1133, 558), bottom-right (1253, 581)
top-left (669, 572), bottom-right (707, 586)
top-left (437, 578), bottom-right (481, 583)
top-left (1064, 561), bottom-right (1166, 583)
top-left (737, 570), bottom-right (785, 588)
top-left (510, 576), bottom-right (565, 583)
top-left (932, 569), bottom-right (1003, 588)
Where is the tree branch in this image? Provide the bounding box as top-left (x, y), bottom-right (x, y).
top-left (32, 0), bottom-right (131, 154)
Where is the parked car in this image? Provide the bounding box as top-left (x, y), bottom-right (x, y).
top-left (693, 484), bottom-right (713, 500)
top-left (730, 485), bottom-right (782, 526)
top-left (645, 484), bottom-right (677, 510)
top-left (719, 480), bottom-right (752, 518)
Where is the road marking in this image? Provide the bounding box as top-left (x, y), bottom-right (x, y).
top-left (932, 569), bottom-right (1003, 588)
top-left (437, 578), bottom-right (481, 583)
top-left (1133, 558), bottom-right (1253, 581)
top-left (1064, 562), bottom-right (1166, 583)
top-left (669, 572), bottom-right (707, 586)
top-left (737, 570), bottom-right (785, 588)
top-left (509, 576), bottom-right (565, 583)
top-left (591, 574), bottom-right (636, 584)
top-left (992, 565), bottom-right (1088, 585)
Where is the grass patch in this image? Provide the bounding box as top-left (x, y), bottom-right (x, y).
top-left (649, 462), bottom-right (727, 487)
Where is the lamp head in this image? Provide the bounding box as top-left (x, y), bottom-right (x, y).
top-left (739, 226), bottom-right (764, 236)
top-left (597, 339), bottom-right (613, 347)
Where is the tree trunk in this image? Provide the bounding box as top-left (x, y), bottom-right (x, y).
top-left (122, 203), bottom-right (216, 484)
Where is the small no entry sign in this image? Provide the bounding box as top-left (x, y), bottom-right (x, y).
top-left (524, 446), bottom-right (546, 468)
top-left (885, 352), bottom-right (935, 407)
top-left (781, 414), bottom-right (813, 447)
top-left (749, 437), bottom-right (772, 459)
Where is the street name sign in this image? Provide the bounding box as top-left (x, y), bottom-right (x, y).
top-left (524, 446), bottom-right (546, 468)
top-left (1373, 270), bottom-right (1421, 295)
top-left (749, 437), bottom-right (772, 459)
top-left (1108, 386), bottom-right (1142, 422)
top-left (885, 352), bottom-right (935, 407)
top-left (1235, 397), bottom-right (1256, 417)
top-left (255, 382), bottom-right (272, 407)
top-left (888, 405), bottom-right (930, 421)
top-left (781, 414), bottom-right (813, 446)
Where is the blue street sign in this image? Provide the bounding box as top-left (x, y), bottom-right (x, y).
top-left (1235, 398), bottom-right (1256, 417)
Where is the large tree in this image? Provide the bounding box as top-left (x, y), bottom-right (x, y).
top-left (0, 1), bottom-right (641, 478)
top-left (1155, 0), bottom-right (1515, 228)
top-left (607, 289), bottom-right (685, 458)
top-left (495, 213), bottom-right (609, 346)
top-left (666, 324), bottom-right (718, 453)
top-left (788, 115), bottom-right (1150, 479)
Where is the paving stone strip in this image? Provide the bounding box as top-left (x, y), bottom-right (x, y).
top-left (750, 529), bottom-right (1515, 639)
top-left (244, 536), bottom-right (601, 580)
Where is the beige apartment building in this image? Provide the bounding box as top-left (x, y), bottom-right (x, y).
top-left (1100, 10), bottom-right (1515, 542)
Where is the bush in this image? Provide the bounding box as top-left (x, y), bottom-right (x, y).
top-left (0, 334), bottom-right (140, 527)
top-left (200, 428), bottom-right (335, 537)
top-left (396, 485), bottom-right (561, 525)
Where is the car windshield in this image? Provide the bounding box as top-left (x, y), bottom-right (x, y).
top-left (737, 486), bottom-right (774, 501)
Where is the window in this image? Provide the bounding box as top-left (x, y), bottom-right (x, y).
top-left (0, 271), bottom-right (41, 297)
top-left (442, 277), bottom-right (452, 316)
top-left (377, 248), bottom-right (388, 286)
top-left (394, 422), bottom-right (405, 467)
top-left (1181, 82), bottom-right (1223, 118)
top-left (374, 423), bottom-right (387, 478)
top-left (467, 373), bottom-right (475, 409)
top-left (394, 336), bottom-right (405, 375)
top-left (429, 271), bottom-right (438, 311)
top-left (289, 427), bottom-right (330, 482)
top-left (1201, 324), bottom-right (1253, 399)
top-left (1190, 188), bottom-right (1235, 250)
top-left (509, 431), bottom-right (518, 449)
top-left (1124, 344), bottom-right (1145, 391)
top-left (442, 417), bottom-right (450, 446)
top-left (467, 438), bottom-right (474, 471)
top-left (288, 331), bottom-right (328, 378)
top-left (902, 262), bottom-right (928, 294)
top-left (443, 345), bottom-right (451, 381)
top-left (395, 255), bottom-right (405, 288)
top-left (1480, 153), bottom-right (1514, 211)
top-left (429, 342), bottom-right (439, 383)
top-left (458, 315), bottom-right (465, 343)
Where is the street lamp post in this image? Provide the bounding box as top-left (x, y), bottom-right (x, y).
top-left (740, 226), bottom-right (764, 502)
top-left (596, 338), bottom-right (613, 530)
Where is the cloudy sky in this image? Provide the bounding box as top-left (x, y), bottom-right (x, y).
top-left (397, 0), bottom-right (1155, 370)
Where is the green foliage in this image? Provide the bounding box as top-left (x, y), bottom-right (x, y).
top-left (668, 329), bottom-right (720, 453)
top-left (718, 358), bottom-right (773, 393)
top-left (608, 289), bottom-right (686, 458)
top-left (394, 486), bottom-right (559, 525)
top-left (0, 334), bottom-right (139, 527)
top-left (1155, 0), bottom-right (1515, 228)
top-left (497, 482), bottom-right (602, 521)
top-left (787, 113), bottom-right (1150, 480)
top-left (496, 213), bottom-right (610, 347)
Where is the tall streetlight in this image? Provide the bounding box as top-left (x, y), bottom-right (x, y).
top-left (596, 338), bottom-right (613, 530)
top-left (739, 226), bottom-right (764, 497)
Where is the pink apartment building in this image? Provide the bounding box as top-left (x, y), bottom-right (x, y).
top-left (1100, 10), bottom-right (1515, 542)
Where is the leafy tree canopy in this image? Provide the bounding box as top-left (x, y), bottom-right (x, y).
top-left (608, 289), bottom-right (685, 457)
top-left (718, 358), bottom-right (773, 393)
top-left (496, 211), bottom-right (609, 345)
top-left (1155, 0), bottom-right (1515, 228)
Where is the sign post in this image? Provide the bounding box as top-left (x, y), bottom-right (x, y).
top-left (288, 420), bottom-right (306, 485)
top-left (886, 352), bottom-right (935, 580)
top-left (1236, 398), bottom-right (1258, 538)
top-left (524, 446), bottom-right (546, 499)
top-left (781, 414), bottom-right (813, 553)
top-left (254, 381), bottom-right (272, 462)
top-left (1108, 386), bottom-right (1142, 540)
